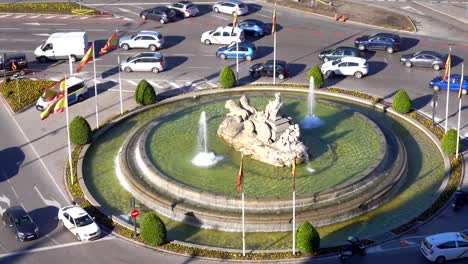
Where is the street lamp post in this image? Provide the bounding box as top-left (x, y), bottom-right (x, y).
top-left (432, 91), bottom-right (439, 127)
top-left (11, 73), bottom-right (21, 105)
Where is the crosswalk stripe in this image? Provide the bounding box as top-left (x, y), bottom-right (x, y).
top-left (80, 16), bottom-right (88, 20)
top-left (15, 15), bottom-right (26, 18)
top-left (45, 16), bottom-right (56, 19)
top-left (0, 15), bottom-right (11, 18)
top-left (207, 81), bottom-right (218, 88)
top-left (30, 15), bottom-right (40, 18)
top-left (168, 81), bottom-right (180, 88)
top-left (147, 80), bottom-right (162, 88)
top-left (127, 80), bottom-right (137, 85)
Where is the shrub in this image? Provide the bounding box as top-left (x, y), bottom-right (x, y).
top-left (306, 65), bottom-right (324, 89)
top-left (0, 79), bottom-right (54, 112)
top-left (69, 116), bottom-right (92, 145)
top-left (441, 129), bottom-right (458, 155)
top-left (140, 212), bottom-right (166, 246)
top-left (296, 221), bottom-right (320, 253)
top-left (134, 80), bottom-right (156, 106)
top-left (392, 89), bottom-right (412, 114)
top-left (219, 66), bottom-right (236, 88)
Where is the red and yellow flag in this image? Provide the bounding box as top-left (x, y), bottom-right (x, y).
top-left (292, 157), bottom-right (296, 192)
top-left (41, 77), bottom-right (65, 102)
top-left (40, 77), bottom-right (67, 120)
top-left (271, 7), bottom-right (276, 34)
top-left (40, 93), bottom-right (64, 120)
top-left (459, 64), bottom-right (465, 99)
top-left (231, 12), bottom-right (238, 35)
top-left (236, 154), bottom-right (244, 193)
top-left (442, 49), bottom-right (451, 82)
top-left (99, 32), bottom-right (118, 55)
top-left (77, 45), bottom-right (94, 73)
top-left (11, 61), bottom-right (17, 71)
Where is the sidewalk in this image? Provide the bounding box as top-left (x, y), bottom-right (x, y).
top-left (413, 1), bottom-right (468, 24)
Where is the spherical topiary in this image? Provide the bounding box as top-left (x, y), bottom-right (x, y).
top-left (134, 80), bottom-right (156, 105)
top-left (140, 212), bottom-right (166, 247)
top-left (296, 221), bottom-right (320, 253)
top-left (392, 89), bottom-right (412, 114)
top-left (441, 129), bottom-right (458, 155)
top-left (306, 65), bottom-right (324, 89)
top-left (219, 66), bottom-right (236, 88)
top-left (69, 116), bottom-right (92, 145)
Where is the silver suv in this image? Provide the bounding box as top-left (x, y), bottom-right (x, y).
top-left (119, 31), bottom-right (164, 52)
top-left (120, 52), bottom-right (166, 74)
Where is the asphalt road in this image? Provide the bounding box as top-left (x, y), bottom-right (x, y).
top-left (0, 0), bottom-right (468, 263)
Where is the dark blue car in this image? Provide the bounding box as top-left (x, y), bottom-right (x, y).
top-left (228, 19), bottom-right (269, 37)
top-left (430, 74), bottom-right (468, 93)
top-left (216, 42), bottom-right (256, 60)
top-left (354, 33), bottom-right (401, 54)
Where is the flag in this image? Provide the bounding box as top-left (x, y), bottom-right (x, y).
top-left (292, 157), bottom-right (296, 192)
top-left (231, 12), bottom-right (238, 35)
top-left (442, 50), bottom-right (451, 81)
top-left (99, 32), bottom-right (118, 55)
top-left (459, 65), bottom-right (465, 99)
top-left (41, 77), bottom-right (65, 102)
top-left (236, 154), bottom-right (244, 193)
top-left (11, 61), bottom-right (17, 71)
top-left (40, 93), bottom-right (63, 120)
top-left (40, 76), bottom-right (67, 120)
top-left (77, 45), bottom-right (94, 73)
top-left (271, 7), bottom-right (276, 34)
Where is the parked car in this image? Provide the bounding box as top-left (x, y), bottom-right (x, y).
top-left (354, 33), bottom-right (401, 54)
top-left (201, 26), bottom-right (244, 45)
top-left (400, 50), bottom-right (446, 70)
top-left (318, 46), bottom-right (362, 62)
top-left (119, 31), bottom-right (164, 51)
top-left (216, 42), bottom-right (256, 60)
top-left (228, 19), bottom-right (269, 37)
top-left (0, 53), bottom-right (29, 76)
top-left (249, 60), bottom-right (288, 79)
top-left (168, 1), bottom-right (199, 18)
top-left (429, 74), bottom-right (468, 93)
top-left (213, 0), bottom-right (248, 15)
top-left (140, 6), bottom-right (176, 24)
top-left (36, 76), bottom-right (88, 111)
top-left (34, 32), bottom-right (88, 62)
top-left (421, 232), bottom-right (468, 263)
top-left (2, 206), bottom-right (39, 242)
top-left (120, 52), bottom-right (166, 73)
top-left (321, 57), bottom-right (368, 79)
top-left (58, 205), bottom-right (101, 241)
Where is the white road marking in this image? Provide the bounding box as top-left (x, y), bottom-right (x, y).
top-left (212, 14), bottom-right (229, 21)
top-left (256, 13), bottom-right (270, 18)
top-left (147, 80), bottom-right (161, 88)
top-left (118, 8), bottom-right (141, 17)
top-left (207, 81), bottom-right (218, 87)
top-left (34, 186), bottom-right (62, 208)
top-left (168, 81), bottom-right (181, 88)
top-left (0, 27), bottom-right (20, 30)
top-left (80, 16), bottom-right (88, 20)
top-left (87, 2), bottom-right (253, 5)
top-left (33, 33), bottom-right (51, 37)
top-left (0, 194), bottom-right (11, 208)
top-left (45, 234), bottom-right (60, 245)
top-left (256, 9), bottom-right (280, 14)
top-left (127, 80), bottom-right (138, 85)
top-left (0, 15), bottom-right (11, 18)
top-left (187, 66), bottom-right (212, 69)
top-left (45, 16), bottom-right (56, 19)
top-left (401, 6), bottom-right (425, 15)
top-left (14, 15), bottom-right (26, 18)
top-left (109, 88), bottom-right (133, 93)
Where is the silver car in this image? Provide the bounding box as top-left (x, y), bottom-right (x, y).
top-left (168, 1), bottom-right (199, 18)
top-left (120, 52), bottom-right (166, 74)
top-left (213, 0), bottom-right (248, 16)
top-left (119, 31), bottom-right (164, 52)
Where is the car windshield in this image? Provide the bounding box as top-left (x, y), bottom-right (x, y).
top-left (186, 4), bottom-right (195, 8)
top-left (458, 233), bottom-right (468, 240)
top-left (238, 3), bottom-right (247, 8)
top-left (332, 59), bottom-right (342, 65)
top-left (74, 215), bottom-right (94, 227)
top-left (15, 215), bottom-right (33, 226)
top-left (227, 42), bottom-right (236, 49)
top-left (130, 34), bottom-right (136, 39)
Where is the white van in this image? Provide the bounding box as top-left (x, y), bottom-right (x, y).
top-left (36, 76), bottom-right (88, 111)
top-left (201, 26), bottom-right (244, 45)
top-left (34, 32), bottom-right (89, 63)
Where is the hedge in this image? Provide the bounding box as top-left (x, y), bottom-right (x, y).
top-left (69, 116), bottom-right (92, 145)
top-left (134, 80), bottom-right (156, 106)
top-left (219, 66), bottom-right (236, 88)
top-left (306, 65), bottom-right (324, 89)
top-left (296, 221), bottom-right (320, 253)
top-left (0, 79), bottom-right (54, 112)
top-left (0, 3), bottom-right (103, 15)
top-left (140, 212), bottom-right (167, 246)
top-left (392, 89), bottom-right (412, 114)
top-left (441, 129), bottom-right (458, 155)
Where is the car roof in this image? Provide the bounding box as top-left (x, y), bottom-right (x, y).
top-left (65, 76), bottom-right (85, 87)
top-left (335, 46), bottom-right (358, 51)
top-left (0, 53), bottom-right (27, 61)
top-left (372, 33), bottom-right (400, 39)
top-left (265, 60), bottom-right (287, 66)
top-left (241, 19), bottom-right (264, 24)
top-left (132, 52), bottom-right (164, 59)
top-left (5, 206), bottom-right (28, 217)
top-left (138, 31), bottom-right (161, 36)
top-left (340, 57), bottom-right (366, 63)
top-left (417, 50), bottom-right (444, 57)
top-left (153, 6), bottom-right (171, 11)
top-left (179, 0), bottom-right (193, 3)
top-left (63, 206), bottom-right (89, 218)
top-left (217, 26), bottom-right (243, 32)
top-left (426, 232), bottom-right (464, 244)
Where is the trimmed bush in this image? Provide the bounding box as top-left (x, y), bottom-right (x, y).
top-left (392, 89), bottom-right (412, 114)
top-left (441, 129), bottom-right (458, 155)
top-left (134, 80), bottom-right (156, 106)
top-left (306, 65), bottom-right (324, 89)
top-left (296, 221), bottom-right (320, 253)
top-left (69, 116), bottom-right (92, 145)
top-left (219, 66), bottom-right (236, 88)
top-left (140, 212), bottom-right (166, 246)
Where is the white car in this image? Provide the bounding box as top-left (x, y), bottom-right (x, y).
top-left (120, 52), bottom-right (166, 73)
top-left (119, 31), bottom-right (164, 51)
top-left (201, 26), bottom-right (244, 45)
top-left (421, 232), bottom-right (468, 263)
top-left (213, 1), bottom-right (248, 16)
top-left (321, 57), bottom-right (368, 79)
top-left (168, 1), bottom-right (199, 18)
top-left (58, 206), bottom-right (101, 241)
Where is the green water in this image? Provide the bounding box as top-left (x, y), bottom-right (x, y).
top-left (83, 92), bottom-right (445, 249)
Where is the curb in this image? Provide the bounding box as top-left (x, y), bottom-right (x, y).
top-left (412, 1), bottom-right (468, 24)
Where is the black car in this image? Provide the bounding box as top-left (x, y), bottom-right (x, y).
top-left (249, 60), bottom-right (288, 79)
top-left (2, 206), bottom-right (39, 242)
top-left (318, 46), bottom-right (362, 62)
top-left (140, 6), bottom-right (176, 24)
top-left (0, 53), bottom-right (29, 76)
top-left (400, 50), bottom-right (446, 71)
top-left (354, 33), bottom-right (401, 54)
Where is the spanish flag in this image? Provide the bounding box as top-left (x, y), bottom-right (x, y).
top-left (41, 77), bottom-right (65, 103)
top-left (99, 32), bottom-right (118, 55)
top-left (271, 7), bottom-right (276, 34)
top-left (231, 12), bottom-right (238, 35)
top-left (40, 76), bottom-right (67, 120)
top-left (236, 154), bottom-right (244, 193)
top-left (459, 64), bottom-right (465, 99)
top-left (11, 61), bottom-right (17, 71)
top-left (291, 157), bottom-right (296, 192)
top-left (442, 48), bottom-right (451, 82)
top-left (77, 45), bottom-right (94, 73)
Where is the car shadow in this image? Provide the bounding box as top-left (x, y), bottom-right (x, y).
top-left (366, 61), bottom-right (387, 77)
top-left (165, 56), bottom-right (188, 70)
top-left (288, 63), bottom-right (307, 78)
top-left (0, 147), bottom-right (25, 182)
top-left (451, 54), bottom-right (464, 68)
top-left (101, 66), bottom-right (119, 79)
top-left (28, 206), bottom-right (59, 238)
top-left (246, 4), bottom-right (262, 15)
top-left (84, 80), bottom-right (118, 96)
top-left (323, 74), bottom-right (346, 86)
top-left (156, 84), bottom-right (193, 101)
top-left (360, 50), bottom-right (375, 60)
top-left (196, 4), bottom-right (213, 17)
top-left (255, 46), bottom-right (274, 60)
top-left (164, 36), bottom-right (185, 49)
top-left (400, 37), bottom-right (420, 52)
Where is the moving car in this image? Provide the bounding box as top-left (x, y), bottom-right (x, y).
top-left (0, 53), bottom-right (29, 76)
top-left (400, 50), bottom-right (446, 70)
top-left (429, 74), bottom-right (468, 93)
top-left (34, 32), bottom-right (89, 62)
top-left (140, 6), bottom-right (176, 24)
top-left (119, 31), bottom-right (164, 51)
top-left (321, 57), bottom-right (368, 79)
top-left (228, 19), bottom-right (269, 37)
top-left (216, 42), bottom-right (256, 60)
top-left (354, 33), bottom-right (401, 54)
top-left (168, 1), bottom-right (199, 18)
top-left (318, 46), bottom-right (362, 62)
top-left (120, 52), bottom-right (166, 73)
top-left (2, 206), bottom-right (39, 242)
top-left (36, 76), bottom-right (88, 111)
top-left (421, 232), bottom-right (468, 263)
top-left (58, 205), bottom-right (101, 241)
top-left (213, 0), bottom-right (248, 15)
top-left (201, 26), bottom-right (244, 45)
top-left (249, 60), bottom-right (288, 79)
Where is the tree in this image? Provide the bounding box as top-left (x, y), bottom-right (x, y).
top-left (306, 65), bottom-right (324, 89)
top-left (296, 221), bottom-right (320, 253)
top-left (219, 66), bottom-right (236, 88)
top-left (140, 212), bottom-right (166, 247)
top-left (441, 129), bottom-right (458, 155)
top-left (134, 80), bottom-right (156, 105)
top-left (69, 116), bottom-right (92, 145)
top-left (392, 89), bottom-right (412, 114)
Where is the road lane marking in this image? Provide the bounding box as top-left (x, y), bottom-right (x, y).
top-left (45, 234), bottom-right (60, 245)
top-left (127, 80), bottom-right (138, 85)
top-left (14, 15), bottom-right (26, 18)
top-left (80, 16), bottom-right (88, 20)
top-left (168, 81), bottom-right (181, 88)
top-left (118, 8), bottom-right (141, 17)
top-left (45, 16), bottom-right (56, 19)
top-left (0, 15), bottom-right (11, 18)
top-left (401, 6), bottom-right (425, 15)
top-left (207, 81), bottom-right (218, 87)
top-left (33, 186), bottom-right (62, 208)
top-left (187, 66), bottom-right (212, 69)
top-left (256, 13), bottom-right (270, 18)
top-left (212, 14), bottom-right (229, 21)
top-left (109, 88), bottom-right (133, 93)
top-left (147, 80), bottom-right (161, 88)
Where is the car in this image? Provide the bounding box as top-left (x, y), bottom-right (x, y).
top-left (249, 60), bottom-right (289, 79)
top-left (120, 52), bottom-right (166, 73)
top-left (400, 50), bottom-right (446, 70)
top-left (321, 57), bottom-right (368, 79)
top-left (228, 19), bottom-right (269, 37)
top-left (216, 42), bottom-right (256, 60)
top-left (354, 33), bottom-right (401, 54)
top-left (119, 31), bottom-right (164, 52)
top-left (36, 76), bottom-right (88, 111)
top-left (140, 6), bottom-right (176, 24)
top-left (201, 26), bottom-right (244, 45)
top-left (168, 1), bottom-right (199, 18)
top-left (213, 0), bottom-right (248, 16)
top-left (429, 74), bottom-right (468, 93)
top-left (421, 232), bottom-right (468, 263)
top-left (0, 53), bottom-right (29, 76)
top-left (58, 205), bottom-right (101, 241)
top-left (2, 206), bottom-right (39, 242)
top-left (318, 46), bottom-right (362, 62)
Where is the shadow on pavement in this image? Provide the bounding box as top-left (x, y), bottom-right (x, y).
top-left (412, 94), bottom-right (433, 110)
top-left (165, 56), bottom-right (188, 70)
top-left (29, 206), bottom-right (59, 238)
top-left (400, 37), bottom-right (420, 52)
top-left (0, 147), bottom-right (25, 182)
top-left (164, 36), bottom-right (186, 49)
top-left (366, 61), bottom-right (387, 77)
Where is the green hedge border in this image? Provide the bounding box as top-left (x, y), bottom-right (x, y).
top-left (0, 3), bottom-right (110, 16)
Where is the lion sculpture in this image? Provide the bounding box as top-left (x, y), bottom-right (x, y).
top-left (225, 100), bottom-right (249, 121)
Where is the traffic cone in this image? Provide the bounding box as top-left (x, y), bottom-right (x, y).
top-left (334, 14), bottom-right (341, 21)
top-left (341, 15), bottom-right (347, 22)
top-left (401, 240), bottom-right (407, 247)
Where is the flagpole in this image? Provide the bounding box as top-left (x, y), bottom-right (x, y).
top-left (236, 40), bottom-right (239, 83)
top-left (445, 46), bottom-right (452, 132)
top-left (65, 74), bottom-right (74, 185)
top-left (93, 42), bottom-right (99, 128)
top-left (68, 55), bottom-right (73, 76)
top-left (456, 63), bottom-right (464, 158)
top-left (273, 30), bottom-right (276, 85)
top-left (242, 187), bottom-right (245, 256)
top-left (292, 157), bottom-right (296, 255)
top-left (118, 56), bottom-right (123, 115)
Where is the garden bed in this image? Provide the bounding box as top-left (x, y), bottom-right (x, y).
top-left (0, 2), bottom-right (110, 16)
top-left (0, 78), bottom-right (54, 112)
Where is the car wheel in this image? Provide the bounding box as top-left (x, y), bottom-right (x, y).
top-left (149, 44), bottom-right (157, 52)
top-left (214, 7), bottom-right (219, 13)
top-left (69, 55), bottom-right (77, 62)
top-left (141, 14), bottom-right (146, 20)
top-left (124, 67), bottom-right (132, 73)
top-left (76, 233), bottom-right (81, 241)
top-left (160, 19), bottom-right (166, 24)
top-left (38, 56), bottom-right (47, 63)
top-left (463, 89), bottom-right (468, 95)
top-left (77, 95), bottom-right (84, 102)
top-left (204, 39), bottom-right (211, 45)
top-left (358, 44), bottom-right (366, 51)
top-left (354, 71), bottom-right (363, 79)
top-left (433, 64), bottom-right (441, 71)
top-left (219, 54), bottom-right (226, 60)
top-left (386, 47), bottom-right (394, 54)
top-left (323, 57), bottom-right (329, 62)
top-left (405, 61), bottom-right (412, 68)
top-left (278, 73), bottom-right (285, 80)
top-left (433, 85), bottom-right (440, 92)
top-left (122, 44), bottom-right (130, 51)
top-left (435, 256), bottom-right (446, 264)
top-left (246, 55), bottom-right (252, 61)
top-left (152, 67), bottom-right (160, 73)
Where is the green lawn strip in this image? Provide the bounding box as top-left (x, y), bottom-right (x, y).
top-left (0, 3), bottom-right (107, 16)
top-left (0, 78), bottom-right (54, 112)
